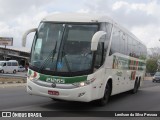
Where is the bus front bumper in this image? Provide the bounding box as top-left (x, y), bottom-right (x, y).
top-left (27, 80), bottom-right (93, 102)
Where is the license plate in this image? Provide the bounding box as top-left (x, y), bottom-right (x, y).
top-left (48, 90), bottom-right (59, 96)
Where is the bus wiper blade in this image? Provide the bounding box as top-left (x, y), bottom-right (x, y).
top-left (62, 51), bottom-right (71, 72)
top-left (38, 41), bottom-right (57, 72)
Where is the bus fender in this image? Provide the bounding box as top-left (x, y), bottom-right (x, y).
top-left (99, 77), bottom-right (113, 99)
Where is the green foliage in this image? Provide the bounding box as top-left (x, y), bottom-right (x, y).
top-left (146, 58), bottom-right (157, 73)
top-left (139, 55), bottom-right (147, 60)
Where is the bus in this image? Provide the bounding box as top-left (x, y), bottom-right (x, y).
top-left (23, 13), bottom-right (147, 106)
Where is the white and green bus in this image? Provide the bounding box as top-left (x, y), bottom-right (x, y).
top-left (23, 14), bottom-right (147, 106)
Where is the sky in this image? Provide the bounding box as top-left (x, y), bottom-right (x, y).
top-left (0, 0), bottom-right (160, 51)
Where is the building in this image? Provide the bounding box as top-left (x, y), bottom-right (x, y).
top-left (0, 47), bottom-right (30, 66)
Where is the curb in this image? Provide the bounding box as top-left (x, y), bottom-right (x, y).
top-left (0, 83), bottom-right (26, 88)
top-left (0, 74), bottom-right (27, 84)
top-left (0, 77), bottom-right (26, 84)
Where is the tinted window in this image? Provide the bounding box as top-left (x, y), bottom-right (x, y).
top-left (107, 25), bottom-right (147, 59)
top-left (12, 62), bottom-right (18, 66)
top-left (7, 62), bottom-right (11, 66)
top-left (94, 43), bottom-right (103, 69)
top-left (31, 23), bottom-right (98, 73)
top-left (100, 23), bottom-right (112, 61)
top-left (111, 27), bottom-right (120, 54)
top-left (119, 32), bottom-right (126, 54)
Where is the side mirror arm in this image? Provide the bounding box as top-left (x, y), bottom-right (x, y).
top-left (91, 31), bottom-right (106, 51)
top-left (22, 28), bottom-right (37, 47)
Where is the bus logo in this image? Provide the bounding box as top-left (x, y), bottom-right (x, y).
top-left (51, 83), bottom-right (56, 88)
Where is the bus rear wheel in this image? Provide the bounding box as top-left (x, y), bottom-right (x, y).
top-left (97, 83), bottom-right (111, 106)
top-left (131, 79), bottom-right (140, 94)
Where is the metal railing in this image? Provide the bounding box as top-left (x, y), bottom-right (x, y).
top-left (0, 73), bottom-right (26, 78)
top-left (0, 73), bottom-right (27, 84)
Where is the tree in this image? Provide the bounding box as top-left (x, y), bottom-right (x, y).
top-left (139, 55), bottom-right (146, 60)
top-left (146, 58), bottom-right (158, 73)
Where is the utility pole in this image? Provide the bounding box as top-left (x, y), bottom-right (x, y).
top-left (4, 45), bottom-right (7, 60)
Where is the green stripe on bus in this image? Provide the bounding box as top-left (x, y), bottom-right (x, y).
top-left (28, 69), bottom-right (87, 84)
top-left (39, 74), bottom-right (87, 84)
top-left (113, 55), bottom-right (146, 70)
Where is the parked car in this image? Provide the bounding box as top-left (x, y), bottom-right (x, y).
top-left (0, 60), bottom-right (18, 74)
top-left (18, 66), bottom-right (25, 72)
top-left (152, 72), bottom-right (160, 82)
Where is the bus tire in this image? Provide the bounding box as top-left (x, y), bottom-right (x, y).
top-left (13, 70), bottom-right (16, 74)
top-left (1, 70), bottom-right (4, 73)
top-left (97, 82), bottom-right (111, 106)
top-left (51, 98), bottom-right (62, 102)
top-left (131, 79), bottom-right (140, 94)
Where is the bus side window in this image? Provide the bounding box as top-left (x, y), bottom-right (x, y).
top-left (94, 42), bottom-right (103, 69)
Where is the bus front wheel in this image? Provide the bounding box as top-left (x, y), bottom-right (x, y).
top-left (96, 83), bottom-right (111, 106)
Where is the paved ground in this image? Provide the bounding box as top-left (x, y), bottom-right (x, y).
top-left (0, 80), bottom-right (159, 120)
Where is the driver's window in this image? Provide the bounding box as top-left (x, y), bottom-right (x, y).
top-left (94, 42), bottom-right (103, 69)
top-left (34, 38), bottom-right (42, 60)
top-left (3, 63), bottom-right (6, 66)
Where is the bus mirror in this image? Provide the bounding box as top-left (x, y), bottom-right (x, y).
top-left (91, 31), bottom-right (106, 51)
top-left (22, 28), bottom-right (37, 47)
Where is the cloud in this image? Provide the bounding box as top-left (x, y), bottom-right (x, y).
top-left (83, 0), bottom-right (160, 48)
top-left (0, 0), bottom-right (160, 50)
top-left (77, 9), bottom-right (90, 13)
top-left (0, 0), bottom-right (51, 48)
top-left (110, 0), bottom-right (160, 48)
top-left (0, 10), bottom-right (49, 48)
top-left (0, 0), bottom-right (51, 21)
top-left (131, 25), bottom-right (160, 48)
top-left (0, 0), bottom-right (86, 48)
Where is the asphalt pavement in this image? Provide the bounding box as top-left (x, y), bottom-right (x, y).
top-left (0, 80), bottom-right (160, 120)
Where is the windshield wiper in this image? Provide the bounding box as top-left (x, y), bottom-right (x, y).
top-left (61, 51), bottom-right (71, 72)
top-left (38, 41), bottom-right (57, 72)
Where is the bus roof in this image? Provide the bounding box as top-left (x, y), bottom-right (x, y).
top-left (42, 13), bottom-right (146, 47)
top-left (42, 13), bottom-right (114, 23)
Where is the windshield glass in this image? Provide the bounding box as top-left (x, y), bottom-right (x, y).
top-left (31, 22), bottom-right (98, 73)
top-left (155, 72), bottom-right (160, 76)
top-left (0, 62), bottom-right (4, 66)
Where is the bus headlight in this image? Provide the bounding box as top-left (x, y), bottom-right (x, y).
top-left (72, 78), bottom-right (96, 87)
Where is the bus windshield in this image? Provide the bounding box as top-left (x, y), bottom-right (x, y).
top-left (31, 22), bottom-right (98, 73)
